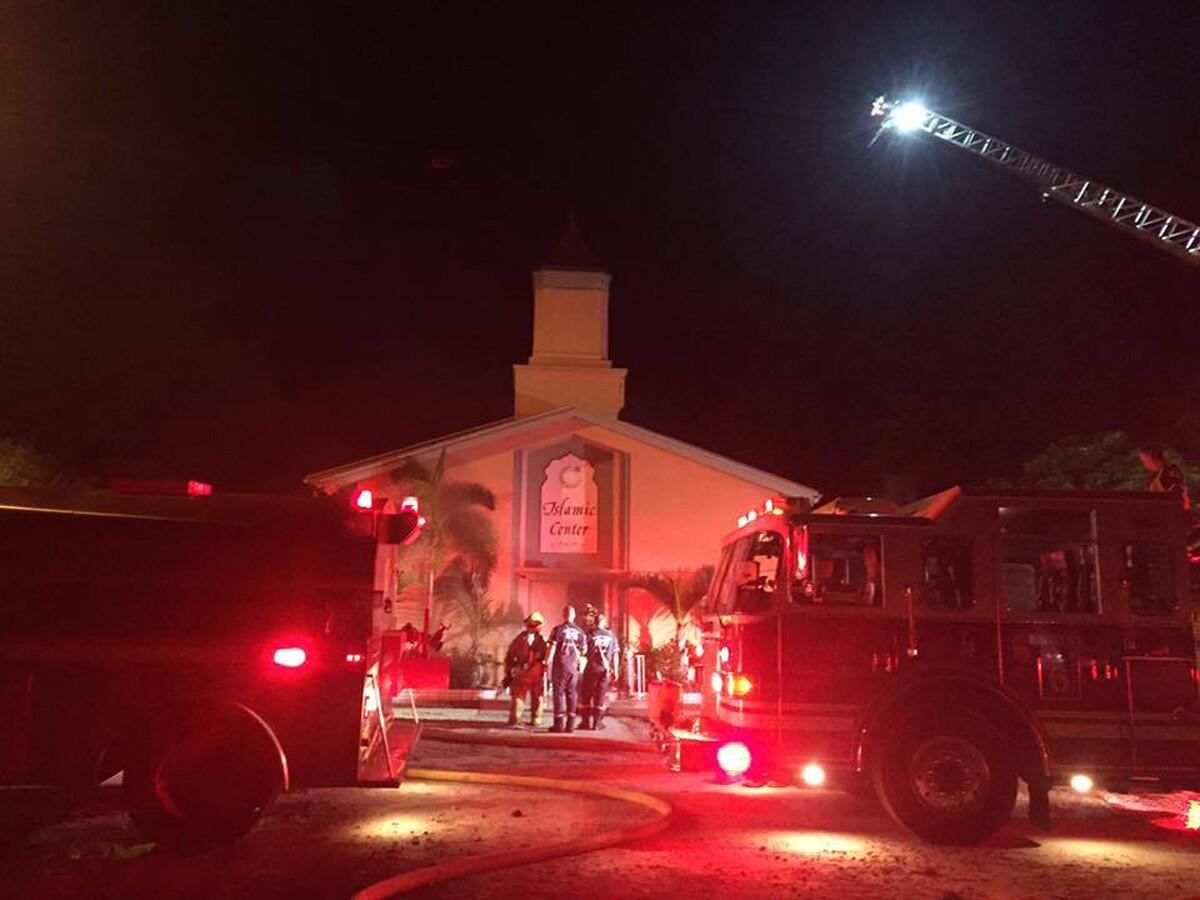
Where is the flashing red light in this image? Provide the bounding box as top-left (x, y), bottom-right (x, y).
top-left (400, 495), bottom-right (419, 512)
top-left (354, 489), bottom-right (374, 511)
top-left (110, 478), bottom-right (213, 496)
top-left (717, 742), bottom-right (752, 778)
top-left (272, 647), bottom-right (308, 668)
top-left (345, 652), bottom-right (364, 664)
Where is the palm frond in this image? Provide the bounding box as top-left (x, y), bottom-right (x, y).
top-left (431, 448), bottom-right (446, 485)
top-left (440, 481), bottom-right (497, 512)
top-left (442, 508), bottom-right (498, 577)
top-left (677, 565), bottom-right (715, 617)
top-left (387, 456), bottom-right (434, 488)
top-left (623, 567), bottom-right (715, 625)
top-left (621, 572), bottom-right (678, 609)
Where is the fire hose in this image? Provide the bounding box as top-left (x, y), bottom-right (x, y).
top-left (351, 732), bottom-right (673, 899)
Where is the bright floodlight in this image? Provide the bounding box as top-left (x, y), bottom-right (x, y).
top-left (1069, 773), bottom-right (1094, 794)
top-left (891, 100), bottom-right (930, 132)
top-left (717, 742), bottom-right (752, 778)
top-left (800, 763), bottom-right (826, 787)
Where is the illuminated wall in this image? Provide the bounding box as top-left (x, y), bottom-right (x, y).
top-left (356, 417), bottom-right (806, 666)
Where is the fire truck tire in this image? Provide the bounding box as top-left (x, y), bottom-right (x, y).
top-left (123, 703), bottom-right (286, 848)
top-left (872, 711), bottom-right (1018, 846)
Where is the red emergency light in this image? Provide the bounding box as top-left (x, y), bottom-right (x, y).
top-left (353, 488), bottom-right (374, 511)
top-left (110, 478), bottom-right (214, 497)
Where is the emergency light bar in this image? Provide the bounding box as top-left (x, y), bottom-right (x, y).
top-left (737, 496), bottom-right (789, 528)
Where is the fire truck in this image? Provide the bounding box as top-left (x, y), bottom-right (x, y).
top-left (0, 483), bottom-right (418, 846)
top-left (664, 486), bottom-right (1200, 844)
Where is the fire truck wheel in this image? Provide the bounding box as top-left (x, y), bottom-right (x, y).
top-left (872, 712), bottom-right (1017, 846)
top-left (124, 703), bottom-right (286, 848)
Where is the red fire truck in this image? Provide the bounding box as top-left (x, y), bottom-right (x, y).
top-left (0, 484), bottom-right (418, 846)
top-left (665, 486), bottom-right (1200, 844)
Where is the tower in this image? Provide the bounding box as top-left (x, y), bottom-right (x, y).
top-left (513, 216), bottom-right (627, 418)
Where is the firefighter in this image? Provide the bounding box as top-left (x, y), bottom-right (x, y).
top-left (546, 604), bottom-right (588, 733)
top-left (503, 612), bottom-right (548, 727)
top-left (579, 613), bottom-right (619, 730)
top-left (1139, 444), bottom-right (1191, 510)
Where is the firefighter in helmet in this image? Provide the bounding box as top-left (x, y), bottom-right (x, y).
top-left (503, 611), bottom-right (548, 727)
top-left (579, 612), bottom-right (619, 730)
top-left (546, 604), bottom-right (589, 732)
top-left (1139, 444), bottom-right (1191, 510)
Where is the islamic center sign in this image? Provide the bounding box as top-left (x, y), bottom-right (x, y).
top-left (539, 453), bottom-right (599, 554)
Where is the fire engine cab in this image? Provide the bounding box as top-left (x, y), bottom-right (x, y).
top-left (665, 486), bottom-right (1200, 845)
top-left (0, 484), bottom-right (420, 847)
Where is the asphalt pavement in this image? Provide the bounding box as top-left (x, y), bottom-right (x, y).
top-left (3, 711), bottom-right (1198, 900)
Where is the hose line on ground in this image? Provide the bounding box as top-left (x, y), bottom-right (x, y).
top-left (420, 725), bottom-right (655, 754)
top-left (351, 761), bottom-right (672, 899)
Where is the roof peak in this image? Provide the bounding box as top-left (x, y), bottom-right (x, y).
top-left (539, 211), bottom-right (606, 273)
top-left (303, 404), bottom-right (819, 500)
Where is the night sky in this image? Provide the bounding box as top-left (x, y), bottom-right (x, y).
top-left (3, 2), bottom-right (1198, 496)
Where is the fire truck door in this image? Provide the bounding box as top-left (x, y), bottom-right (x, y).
top-left (1121, 651), bottom-right (1198, 773)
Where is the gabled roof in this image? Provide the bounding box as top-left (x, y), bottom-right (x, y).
top-left (304, 405), bottom-right (819, 499)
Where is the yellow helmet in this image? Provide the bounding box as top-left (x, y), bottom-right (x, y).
top-left (525, 611), bottom-right (545, 627)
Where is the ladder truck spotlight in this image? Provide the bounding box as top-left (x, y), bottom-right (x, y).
top-left (886, 99), bottom-right (931, 133)
top-left (870, 94), bottom-right (1200, 266)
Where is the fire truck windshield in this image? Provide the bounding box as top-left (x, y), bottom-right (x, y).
top-left (793, 531), bottom-right (882, 606)
top-left (710, 530), bottom-right (783, 614)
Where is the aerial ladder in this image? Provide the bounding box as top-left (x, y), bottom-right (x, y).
top-left (870, 96), bottom-right (1200, 267)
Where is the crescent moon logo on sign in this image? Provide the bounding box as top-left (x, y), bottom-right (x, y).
top-left (540, 453), bottom-right (599, 555)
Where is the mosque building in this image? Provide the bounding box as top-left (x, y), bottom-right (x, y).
top-left (305, 222), bottom-right (816, 669)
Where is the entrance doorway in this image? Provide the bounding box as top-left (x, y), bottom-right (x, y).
top-left (566, 580), bottom-right (605, 618)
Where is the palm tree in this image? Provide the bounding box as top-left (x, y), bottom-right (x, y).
top-left (622, 565), bottom-right (715, 644)
top-left (434, 558), bottom-right (524, 684)
top-left (386, 449), bottom-right (498, 639)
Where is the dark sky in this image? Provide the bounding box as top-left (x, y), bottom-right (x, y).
top-left (3, 2), bottom-right (1198, 495)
